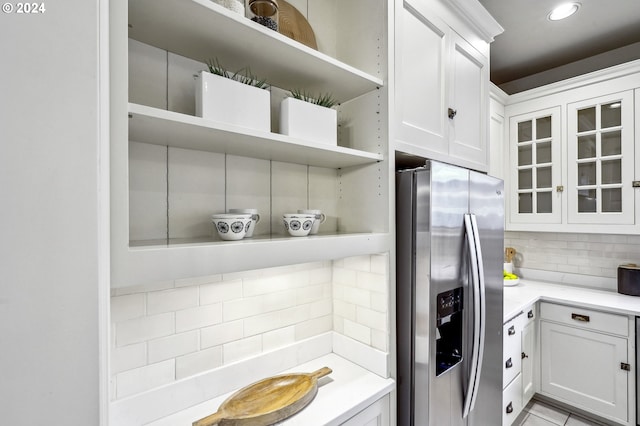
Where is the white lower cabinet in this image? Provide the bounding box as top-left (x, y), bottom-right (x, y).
top-left (540, 302), bottom-right (631, 425)
top-left (340, 394), bottom-right (389, 426)
top-left (503, 304), bottom-right (537, 426)
top-left (503, 374), bottom-right (523, 426)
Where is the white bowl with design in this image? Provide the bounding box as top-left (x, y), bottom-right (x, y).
top-left (211, 214), bottom-right (252, 241)
top-left (283, 214), bottom-right (316, 237)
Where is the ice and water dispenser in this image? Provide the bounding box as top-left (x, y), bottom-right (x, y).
top-left (435, 287), bottom-right (463, 376)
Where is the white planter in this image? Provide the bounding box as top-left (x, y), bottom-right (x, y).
top-left (195, 70), bottom-right (270, 132)
top-left (279, 97), bottom-right (337, 145)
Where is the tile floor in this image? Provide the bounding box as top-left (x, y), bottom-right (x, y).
top-left (515, 399), bottom-right (608, 426)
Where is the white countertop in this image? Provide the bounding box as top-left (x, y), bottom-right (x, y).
top-left (504, 279), bottom-right (640, 322)
top-left (145, 353), bottom-right (395, 426)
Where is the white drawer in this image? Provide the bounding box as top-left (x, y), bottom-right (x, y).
top-left (503, 315), bottom-right (522, 388)
top-left (539, 302), bottom-right (628, 337)
top-left (502, 373), bottom-right (523, 426)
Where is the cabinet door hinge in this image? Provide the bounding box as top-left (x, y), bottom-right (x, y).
top-left (621, 362), bottom-right (631, 371)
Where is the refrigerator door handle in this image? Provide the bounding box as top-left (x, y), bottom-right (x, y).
top-left (462, 213), bottom-right (486, 418)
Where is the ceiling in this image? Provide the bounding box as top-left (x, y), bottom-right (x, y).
top-left (477, 0), bottom-right (640, 94)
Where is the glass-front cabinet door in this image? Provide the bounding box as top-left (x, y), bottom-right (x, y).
top-left (508, 107), bottom-right (562, 224)
top-left (567, 91), bottom-right (634, 224)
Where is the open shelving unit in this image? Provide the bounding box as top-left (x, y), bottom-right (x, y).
top-left (111, 0), bottom-right (390, 288)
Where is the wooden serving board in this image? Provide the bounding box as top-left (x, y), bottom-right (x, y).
top-left (192, 367), bottom-right (332, 426)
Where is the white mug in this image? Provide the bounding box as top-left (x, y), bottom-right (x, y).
top-left (228, 208), bottom-right (260, 237)
top-left (297, 209), bottom-right (326, 235)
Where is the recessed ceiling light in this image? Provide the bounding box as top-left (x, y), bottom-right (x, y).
top-left (548, 2), bottom-right (580, 21)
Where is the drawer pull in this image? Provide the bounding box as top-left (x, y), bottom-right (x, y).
top-left (521, 352), bottom-right (528, 359)
top-left (508, 325), bottom-right (516, 335)
top-left (621, 362), bottom-right (631, 371)
top-left (527, 310), bottom-right (534, 319)
top-left (506, 402), bottom-right (513, 414)
top-left (571, 313), bottom-right (590, 322)
top-left (505, 358), bottom-right (513, 369)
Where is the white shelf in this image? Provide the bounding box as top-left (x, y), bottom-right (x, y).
top-left (128, 103), bottom-right (383, 168)
top-left (128, 0), bottom-right (384, 103)
top-left (112, 233), bottom-right (391, 288)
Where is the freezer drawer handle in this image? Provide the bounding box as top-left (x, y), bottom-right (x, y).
top-left (508, 326), bottom-right (516, 335)
top-left (506, 402), bottom-right (513, 414)
top-left (505, 358), bottom-right (513, 369)
top-left (571, 313), bottom-right (590, 322)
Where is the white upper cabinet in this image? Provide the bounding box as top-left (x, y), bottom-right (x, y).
top-left (503, 62), bottom-right (640, 234)
top-left (567, 91), bottom-right (635, 225)
top-left (394, 0), bottom-right (502, 173)
top-left (508, 106), bottom-right (562, 225)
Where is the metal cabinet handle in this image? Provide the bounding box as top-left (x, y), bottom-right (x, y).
top-left (571, 313), bottom-right (590, 322)
top-left (448, 108), bottom-right (457, 119)
top-left (508, 325), bottom-right (516, 335)
top-left (506, 402), bottom-right (513, 414)
top-left (527, 310), bottom-right (534, 319)
top-left (505, 358), bottom-right (513, 369)
top-left (522, 352), bottom-right (528, 359)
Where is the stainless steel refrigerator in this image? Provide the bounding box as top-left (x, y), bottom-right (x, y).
top-left (396, 160), bottom-right (504, 426)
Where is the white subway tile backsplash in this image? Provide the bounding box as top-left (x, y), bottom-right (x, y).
top-left (116, 360), bottom-right (175, 399)
top-left (176, 346), bottom-right (223, 380)
top-left (111, 255), bottom-right (389, 401)
top-left (357, 270), bottom-right (386, 293)
top-left (116, 313), bottom-right (175, 347)
top-left (343, 255), bottom-right (371, 272)
top-left (244, 305), bottom-right (309, 336)
top-left (111, 343), bottom-right (147, 375)
top-left (370, 254), bottom-right (388, 275)
top-left (200, 280), bottom-right (242, 305)
top-left (263, 289), bottom-right (299, 312)
top-left (356, 307), bottom-right (386, 332)
top-left (341, 285), bottom-right (371, 308)
top-left (148, 331), bottom-right (199, 364)
top-left (505, 231), bottom-right (640, 285)
top-left (262, 326), bottom-right (296, 351)
top-left (223, 335), bottom-right (263, 364)
top-left (176, 304), bottom-right (223, 332)
top-left (223, 296), bottom-right (264, 322)
top-left (332, 267), bottom-right (357, 285)
top-left (111, 293), bottom-right (146, 322)
top-left (147, 287), bottom-right (199, 315)
top-left (295, 316), bottom-right (332, 340)
top-left (201, 320), bottom-right (244, 349)
top-left (175, 274), bottom-right (222, 288)
top-left (333, 300), bottom-right (356, 321)
top-left (343, 319), bottom-right (371, 345)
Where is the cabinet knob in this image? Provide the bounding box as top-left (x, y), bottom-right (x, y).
top-left (505, 358), bottom-right (513, 369)
top-left (448, 108), bottom-right (457, 119)
top-left (506, 402), bottom-right (513, 414)
top-left (527, 310), bottom-right (534, 319)
top-left (521, 352), bottom-right (528, 359)
top-left (508, 325), bottom-right (516, 335)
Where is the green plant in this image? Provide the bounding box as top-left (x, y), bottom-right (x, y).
top-left (289, 89), bottom-right (337, 108)
top-left (206, 58), bottom-right (269, 89)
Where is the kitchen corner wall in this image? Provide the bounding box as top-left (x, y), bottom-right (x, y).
top-left (505, 231), bottom-right (640, 289)
top-left (110, 254), bottom-right (389, 400)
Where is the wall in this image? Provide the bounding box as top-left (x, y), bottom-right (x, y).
top-left (505, 231), bottom-right (640, 290)
top-left (0, 0), bottom-right (104, 424)
top-left (111, 254), bottom-right (389, 399)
